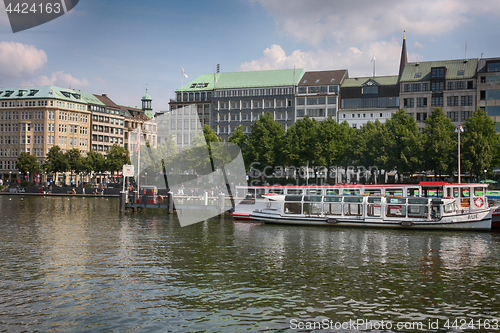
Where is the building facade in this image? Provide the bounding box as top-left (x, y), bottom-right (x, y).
top-left (0, 86), bottom-right (91, 183)
top-left (399, 59), bottom-right (478, 127)
top-left (339, 76), bottom-right (400, 128)
top-left (296, 70), bottom-right (347, 123)
top-left (211, 69), bottom-right (304, 140)
top-left (477, 57), bottom-right (500, 131)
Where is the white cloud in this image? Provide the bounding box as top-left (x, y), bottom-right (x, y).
top-left (240, 38), bottom-right (416, 77)
top-left (21, 71), bottom-right (90, 89)
top-left (251, 0), bottom-right (500, 46)
top-left (0, 41), bottom-right (47, 77)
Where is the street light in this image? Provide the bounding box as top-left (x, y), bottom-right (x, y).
top-left (455, 125), bottom-right (464, 183)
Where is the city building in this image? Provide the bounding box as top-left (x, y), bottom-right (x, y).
top-left (296, 70), bottom-right (347, 123)
top-left (0, 86), bottom-right (91, 183)
top-left (339, 75), bottom-right (400, 128)
top-left (477, 57), bottom-right (500, 131)
top-left (89, 93), bottom-right (125, 153)
top-left (211, 68), bottom-right (304, 140)
top-left (399, 58), bottom-right (478, 127)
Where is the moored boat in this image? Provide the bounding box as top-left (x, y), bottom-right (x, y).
top-left (250, 193), bottom-right (492, 231)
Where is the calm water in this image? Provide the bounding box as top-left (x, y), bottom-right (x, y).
top-left (1, 196), bottom-right (500, 332)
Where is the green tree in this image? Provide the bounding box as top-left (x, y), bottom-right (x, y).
top-left (85, 151), bottom-right (106, 184)
top-left (17, 152), bottom-right (40, 183)
top-left (66, 148), bottom-right (86, 184)
top-left (423, 108), bottom-right (456, 179)
top-left (106, 144), bottom-right (130, 175)
top-left (461, 109), bottom-right (498, 179)
top-left (245, 112), bottom-right (285, 178)
top-left (44, 145), bottom-right (70, 175)
top-left (228, 125), bottom-right (247, 149)
top-left (385, 109), bottom-right (423, 181)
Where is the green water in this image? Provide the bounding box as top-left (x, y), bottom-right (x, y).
top-left (0, 195), bottom-right (499, 332)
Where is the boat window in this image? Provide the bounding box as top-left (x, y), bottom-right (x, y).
top-left (367, 204), bottom-right (381, 217)
top-left (368, 197), bottom-right (382, 203)
top-left (408, 198), bottom-right (428, 205)
top-left (343, 189), bottom-right (360, 195)
top-left (284, 202), bottom-right (302, 214)
top-left (269, 188), bottom-right (284, 194)
top-left (385, 189), bottom-right (404, 196)
top-left (344, 197), bottom-right (364, 203)
top-left (407, 188), bottom-right (421, 197)
top-left (284, 195), bottom-right (302, 201)
top-left (444, 203), bottom-right (455, 214)
top-left (324, 197), bottom-right (342, 202)
top-left (365, 189), bottom-right (382, 195)
top-left (387, 204), bottom-right (406, 218)
top-left (303, 195), bottom-right (322, 202)
top-left (286, 189), bottom-right (303, 195)
top-left (408, 205), bottom-right (428, 218)
top-left (303, 203), bottom-right (323, 215)
top-left (256, 188), bottom-right (265, 199)
top-left (344, 203), bottom-right (363, 216)
top-left (387, 197), bottom-right (406, 204)
top-left (324, 202), bottom-right (342, 215)
top-left (474, 187), bottom-right (485, 196)
top-left (325, 188), bottom-right (340, 195)
top-left (306, 189), bottom-right (320, 195)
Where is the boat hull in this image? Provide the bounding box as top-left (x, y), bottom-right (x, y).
top-left (251, 209), bottom-right (492, 231)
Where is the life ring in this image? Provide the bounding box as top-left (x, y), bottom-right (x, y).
top-left (474, 197), bottom-right (484, 208)
top-left (157, 195), bottom-right (164, 203)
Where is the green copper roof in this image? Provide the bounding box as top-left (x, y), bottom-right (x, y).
top-left (400, 58), bottom-right (478, 82)
top-left (176, 68), bottom-right (305, 92)
top-left (342, 76), bottom-right (400, 88)
top-left (0, 85), bottom-right (97, 104)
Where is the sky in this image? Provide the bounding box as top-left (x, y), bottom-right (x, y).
top-left (1, 0), bottom-right (500, 111)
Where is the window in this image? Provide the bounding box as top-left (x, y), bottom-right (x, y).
top-left (416, 98), bottom-right (427, 107)
top-left (447, 96), bottom-right (459, 106)
top-left (431, 67), bottom-right (446, 78)
top-left (404, 98), bottom-right (414, 108)
top-left (461, 96), bottom-right (473, 106)
top-left (487, 62), bottom-right (500, 72)
top-left (447, 111), bottom-right (459, 122)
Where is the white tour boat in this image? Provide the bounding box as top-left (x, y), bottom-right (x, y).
top-left (233, 182), bottom-right (492, 223)
top-left (249, 192), bottom-right (492, 231)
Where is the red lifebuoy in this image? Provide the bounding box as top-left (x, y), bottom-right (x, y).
top-left (157, 195), bottom-right (164, 203)
top-left (474, 197), bottom-right (484, 208)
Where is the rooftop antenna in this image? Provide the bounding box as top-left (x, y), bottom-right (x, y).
top-left (465, 40), bottom-right (468, 62)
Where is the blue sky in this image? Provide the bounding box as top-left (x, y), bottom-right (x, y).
top-left (1, 0), bottom-right (500, 111)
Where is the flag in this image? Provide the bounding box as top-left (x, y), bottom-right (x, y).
top-left (214, 73), bottom-right (218, 84)
top-left (371, 53), bottom-right (376, 63)
top-left (182, 67), bottom-right (188, 78)
top-left (135, 134), bottom-right (141, 152)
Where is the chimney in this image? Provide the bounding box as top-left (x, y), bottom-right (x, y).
top-left (102, 94), bottom-right (107, 97)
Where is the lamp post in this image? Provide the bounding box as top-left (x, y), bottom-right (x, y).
top-left (455, 125), bottom-right (464, 183)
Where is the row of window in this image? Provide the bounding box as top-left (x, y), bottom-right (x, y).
top-left (296, 86), bottom-right (339, 94)
top-left (403, 81), bottom-right (474, 92)
top-left (1, 100), bottom-right (52, 108)
top-left (297, 96), bottom-right (337, 105)
top-left (218, 99), bottom-right (293, 110)
top-left (0, 160), bottom-right (17, 170)
top-left (214, 87), bottom-right (294, 98)
top-left (91, 114), bottom-right (124, 125)
top-left (91, 135), bottom-right (124, 144)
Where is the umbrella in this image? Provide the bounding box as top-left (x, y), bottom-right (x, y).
top-left (480, 179), bottom-right (498, 183)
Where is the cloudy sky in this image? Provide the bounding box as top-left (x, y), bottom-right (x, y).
top-left (1, 0), bottom-right (500, 110)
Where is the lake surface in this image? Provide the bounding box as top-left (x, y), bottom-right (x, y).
top-left (1, 195), bottom-right (500, 332)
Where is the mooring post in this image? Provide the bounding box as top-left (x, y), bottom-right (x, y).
top-left (119, 191), bottom-right (126, 212)
top-left (218, 192), bottom-right (225, 213)
top-left (167, 191), bottom-right (173, 214)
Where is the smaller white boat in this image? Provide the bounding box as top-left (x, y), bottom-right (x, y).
top-left (250, 194), bottom-right (492, 231)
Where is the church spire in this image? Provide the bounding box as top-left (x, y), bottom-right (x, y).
top-left (399, 31), bottom-right (408, 77)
